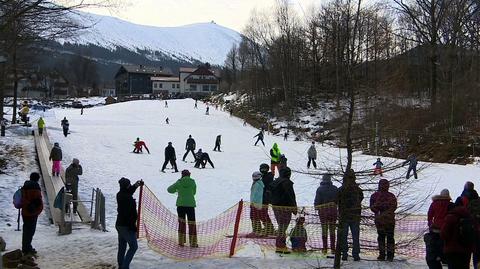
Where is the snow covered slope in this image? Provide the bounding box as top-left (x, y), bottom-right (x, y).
top-left (58, 12), bottom-right (241, 65)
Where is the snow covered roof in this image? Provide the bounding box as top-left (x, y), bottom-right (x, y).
top-left (151, 77), bottom-right (180, 82)
top-left (120, 65), bottom-right (173, 76)
top-left (179, 67), bottom-right (197, 73)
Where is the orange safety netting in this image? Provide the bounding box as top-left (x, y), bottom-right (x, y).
top-left (137, 185), bottom-right (428, 260)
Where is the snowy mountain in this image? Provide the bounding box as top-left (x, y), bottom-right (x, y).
top-left (57, 12), bottom-right (242, 65)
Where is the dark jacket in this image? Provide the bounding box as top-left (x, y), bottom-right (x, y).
top-left (165, 145), bottom-right (176, 160)
top-left (215, 135), bottom-right (221, 145)
top-left (61, 119), bottom-right (69, 129)
top-left (65, 163), bottom-right (83, 185)
top-left (186, 138), bottom-right (196, 150)
top-left (428, 195), bottom-right (452, 230)
top-left (441, 206), bottom-right (475, 254)
top-left (271, 174), bottom-right (296, 207)
top-left (261, 171), bottom-right (274, 204)
top-left (254, 131), bottom-right (264, 140)
top-left (369, 179), bottom-right (397, 228)
top-left (49, 146), bottom-right (62, 161)
top-left (337, 176), bottom-right (364, 222)
top-left (21, 180), bottom-right (43, 219)
top-left (456, 189), bottom-right (480, 207)
top-left (314, 181), bottom-right (338, 206)
top-left (403, 155), bottom-right (417, 168)
top-left (116, 184), bottom-right (139, 231)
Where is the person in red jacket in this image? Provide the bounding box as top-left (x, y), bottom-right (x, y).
top-left (426, 189), bottom-right (453, 269)
top-left (369, 178), bottom-right (397, 261)
top-left (21, 172), bottom-right (44, 255)
top-left (133, 138), bottom-right (150, 154)
top-left (441, 204), bottom-right (475, 269)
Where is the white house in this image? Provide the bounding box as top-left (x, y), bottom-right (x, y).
top-left (151, 65), bottom-right (220, 95)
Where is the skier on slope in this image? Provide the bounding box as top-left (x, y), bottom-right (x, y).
top-left (182, 135), bottom-right (196, 161)
top-left (403, 154), bottom-right (418, 179)
top-left (373, 158), bottom-right (384, 176)
top-left (254, 130), bottom-right (265, 146)
top-left (206, 106), bottom-right (210, 115)
top-left (213, 135), bottom-right (221, 152)
top-left (61, 117), bottom-right (70, 137)
top-left (307, 141), bottom-right (317, 169)
top-left (194, 149), bottom-right (214, 169)
top-left (165, 100), bottom-right (168, 108)
top-left (166, 117), bottom-right (170, 124)
top-left (133, 138), bottom-right (150, 154)
top-left (161, 142), bottom-right (178, 173)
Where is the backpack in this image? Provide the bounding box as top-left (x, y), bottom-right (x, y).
top-left (468, 199), bottom-right (480, 221)
top-left (13, 188), bottom-right (22, 209)
top-left (458, 216), bottom-right (476, 246)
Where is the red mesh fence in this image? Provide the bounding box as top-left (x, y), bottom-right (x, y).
top-left (138, 185), bottom-right (428, 260)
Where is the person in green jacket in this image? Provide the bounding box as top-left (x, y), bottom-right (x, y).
top-left (37, 117), bottom-right (45, 136)
top-left (167, 170), bottom-right (198, 247)
top-left (270, 143), bottom-right (281, 176)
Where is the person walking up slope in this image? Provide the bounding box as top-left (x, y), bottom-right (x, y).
top-left (37, 117), bottom-right (45, 136)
top-left (307, 142), bottom-right (317, 169)
top-left (116, 178), bottom-right (143, 269)
top-left (270, 143), bottom-right (281, 176)
top-left (49, 142), bottom-right (62, 177)
top-left (314, 174), bottom-right (338, 254)
top-left (168, 170), bottom-right (198, 247)
top-left (65, 158), bottom-right (83, 214)
top-left (370, 178), bottom-right (397, 261)
top-left (182, 135), bottom-right (196, 162)
top-left (161, 142), bottom-right (178, 173)
top-left (21, 172), bottom-right (43, 255)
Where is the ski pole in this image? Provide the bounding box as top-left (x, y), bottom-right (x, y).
top-left (16, 209), bottom-right (21, 231)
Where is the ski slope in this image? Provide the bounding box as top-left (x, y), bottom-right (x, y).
top-left (2, 98), bottom-right (479, 268)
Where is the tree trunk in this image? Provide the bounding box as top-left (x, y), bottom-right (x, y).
top-left (11, 48), bottom-right (18, 124)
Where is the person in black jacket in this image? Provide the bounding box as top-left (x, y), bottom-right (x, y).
top-left (182, 135), bottom-right (196, 162)
top-left (194, 149), bottom-right (215, 169)
top-left (254, 130), bottom-right (265, 146)
top-left (161, 142), bottom-right (178, 173)
top-left (21, 172), bottom-right (43, 255)
top-left (337, 169), bottom-right (364, 261)
top-left (271, 167), bottom-right (297, 254)
top-left (61, 117), bottom-right (69, 137)
top-left (213, 135), bottom-right (221, 152)
top-left (116, 177), bottom-right (143, 269)
top-left (259, 163), bottom-right (275, 236)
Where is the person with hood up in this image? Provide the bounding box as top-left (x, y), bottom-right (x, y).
top-left (314, 174), bottom-right (338, 254)
top-left (49, 142), bottom-right (62, 177)
top-left (455, 181), bottom-right (479, 207)
top-left (65, 158), bottom-right (83, 214)
top-left (271, 167), bottom-right (297, 254)
top-left (182, 135), bottom-right (196, 161)
top-left (161, 142), bottom-right (178, 173)
top-left (21, 172), bottom-right (43, 255)
top-left (37, 117), bottom-right (45, 136)
top-left (133, 138), bottom-right (150, 154)
top-left (270, 143), bottom-right (281, 176)
top-left (116, 177), bottom-right (143, 269)
top-left (213, 135), bottom-right (221, 152)
top-left (441, 203), bottom-right (476, 269)
top-left (337, 169), bottom-right (363, 261)
top-left (370, 178), bottom-right (397, 261)
top-left (61, 117), bottom-right (69, 137)
top-left (307, 141), bottom-right (317, 169)
top-left (403, 154), bottom-right (418, 179)
top-left (249, 171), bottom-right (266, 237)
top-left (259, 163), bottom-right (276, 236)
top-left (168, 170), bottom-right (198, 247)
top-left (254, 130), bottom-right (265, 146)
top-left (425, 189), bottom-right (453, 269)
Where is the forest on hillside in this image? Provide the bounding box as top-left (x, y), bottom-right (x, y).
top-left (220, 0), bottom-right (480, 163)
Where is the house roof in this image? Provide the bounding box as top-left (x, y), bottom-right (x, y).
top-left (183, 65), bottom-right (220, 81)
top-left (118, 65), bottom-right (173, 77)
top-left (179, 67), bottom-right (197, 73)
top-left (151, 77), bottom-right (180, 82)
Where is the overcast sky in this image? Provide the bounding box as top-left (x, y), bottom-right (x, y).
top-left (82, 0), bottom-right (320, 32)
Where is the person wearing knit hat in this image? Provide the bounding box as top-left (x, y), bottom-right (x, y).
top-left (258, 163), bottom-right (276, 236)
top-left (425, 188), bottom-right (453, 269)
top-left (116, 177), bottom-right (143, 269)
top-left (168, 170), bottom-right (198, 247)
top-left (49, 142), bottom-right (62, 177)
top-left (314, 174), bottom-right (338, 254)
top-left (65, 158), bottom-right (83, 213)
top-left (249, 171), bottom-right (266, 237)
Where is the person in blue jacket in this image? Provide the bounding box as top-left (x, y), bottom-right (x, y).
top-left (403, 154), bottom-right (418, 179)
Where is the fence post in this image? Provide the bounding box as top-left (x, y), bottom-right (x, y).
top-left (136, 183), bottom-right (144, 239)
top-left (229, 199), bottom-right (243, 258)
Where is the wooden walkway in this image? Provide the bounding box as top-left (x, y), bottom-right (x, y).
top-left (34, 129), bottom-right (92, 225)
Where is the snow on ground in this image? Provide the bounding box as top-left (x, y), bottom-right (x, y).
top-left (2, 98), bottom-right (479, 268)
